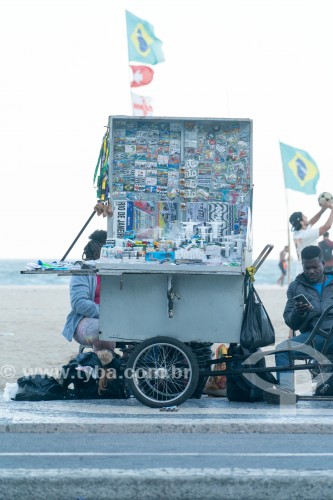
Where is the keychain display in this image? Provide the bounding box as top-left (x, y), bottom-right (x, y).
top-left (101, 117), bottom-right (252, 267)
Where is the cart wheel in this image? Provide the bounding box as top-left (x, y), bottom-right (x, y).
top-left (126, 336), bottom-right (199, 408)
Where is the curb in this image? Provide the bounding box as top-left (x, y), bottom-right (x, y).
top-left (2, 420), bottom-right (333, 433)
top-left (1, 468), bottom-right (333, 499)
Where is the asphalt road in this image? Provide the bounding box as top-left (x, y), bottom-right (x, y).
top-left (3, 398), bottom-right (333, 498)
top-left (2, 432), bottom-right (333, 470)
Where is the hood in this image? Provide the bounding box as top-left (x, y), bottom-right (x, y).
top-left (295, 273), bottom-right (333, 287)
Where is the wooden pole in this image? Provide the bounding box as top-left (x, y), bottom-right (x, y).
top-left (285, 188), bottom-right (291, 284)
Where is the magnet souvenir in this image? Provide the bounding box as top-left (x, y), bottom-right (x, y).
top-left (105, 117), bottom-right (252, 268)
top-left (197, 189), bottom-right (209, 200)
top-left (227, 191), bottom-right (239, 204)
top-left (167, 190), bottom-right (177, 200)
top-left (227, 173), bottom-right (237, 184)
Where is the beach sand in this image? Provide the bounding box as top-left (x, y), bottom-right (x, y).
top-left (0, 286), bottom-right (78, 389)
top-left (0, 284), bottom-right (311, 391)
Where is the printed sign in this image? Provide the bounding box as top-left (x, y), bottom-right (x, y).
top-left (113, 201), bottom-right (133, 239)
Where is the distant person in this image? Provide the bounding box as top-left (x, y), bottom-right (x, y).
top-left (62, 230), bottom-right (115, 352)
top-left (277, 245), bottom-right (289, 286)
top-left (289, 201), bottom-right (333, 273)
top-left (318, 232), bottom-right (333, 272)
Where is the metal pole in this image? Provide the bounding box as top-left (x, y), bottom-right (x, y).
top-left (60, 211), bottom-right (96, 262)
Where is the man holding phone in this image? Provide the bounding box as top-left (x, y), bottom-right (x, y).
top-left (264, 245), bottom-right (333, 404)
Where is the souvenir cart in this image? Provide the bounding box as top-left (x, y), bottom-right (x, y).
top-left (95, 116), bottom-right (255, 407)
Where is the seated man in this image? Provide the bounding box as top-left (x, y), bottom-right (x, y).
top-left (264, 245), bottom-right (333, 404)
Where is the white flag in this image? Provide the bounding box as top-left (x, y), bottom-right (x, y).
top-left (131, 92), bottom-right (153, 116)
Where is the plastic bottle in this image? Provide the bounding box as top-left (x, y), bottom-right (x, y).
top-left (100, 245), bottom-right (109, 261)
top-left (107, 246), bottom-right (116, 260)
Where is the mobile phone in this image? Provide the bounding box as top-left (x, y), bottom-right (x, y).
top-left (294, 294), bottom-right (314, 310)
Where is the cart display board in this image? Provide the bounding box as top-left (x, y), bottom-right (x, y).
top-left (98, 116), bottom-right (253, 343)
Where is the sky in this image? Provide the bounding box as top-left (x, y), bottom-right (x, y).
top-left (1, 0), bottom-right (333, 261)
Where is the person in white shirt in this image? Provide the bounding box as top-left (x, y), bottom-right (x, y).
top-left (289, 201), bottom-right (333, 265)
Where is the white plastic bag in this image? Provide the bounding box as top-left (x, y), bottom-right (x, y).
top-left (2, 382), bottom-right (19, 401)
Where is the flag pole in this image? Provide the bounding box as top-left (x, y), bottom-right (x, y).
top-left (285, 187), bottom-right (291, 284)
top-left (279, 140), bottom-right (320, 284)
top-left (279, 140), bottom-right (292, 284)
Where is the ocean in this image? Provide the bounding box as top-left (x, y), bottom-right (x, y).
top-left (0, 260), bottom-right (71, 286)
top-left (0, 259), bottom-right (298, 286)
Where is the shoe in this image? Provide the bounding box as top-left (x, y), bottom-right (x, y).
top-left (263, 387), bottom-right (299, 405)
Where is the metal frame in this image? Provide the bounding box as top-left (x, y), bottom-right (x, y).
top-left (201, 304), bottom-right (333, 400)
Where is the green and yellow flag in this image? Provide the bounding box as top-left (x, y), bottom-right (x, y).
top-left (280, 142), bottom-right (320, 195)
top-left (126, 11), bottom-right (165, 65)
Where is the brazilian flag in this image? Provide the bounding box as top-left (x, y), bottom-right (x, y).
top-left (280, 142), bottom-right (320, 195)
top-left (126, 11), bottom-right (165, 65)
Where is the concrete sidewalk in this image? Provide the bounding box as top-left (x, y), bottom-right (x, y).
top-left (2, 395), bottom-right (333, 499)
top-left (2, 395), bottom-right (333, 433)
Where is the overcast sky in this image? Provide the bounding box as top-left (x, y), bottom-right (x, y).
top-left (1, 0), bottom-right (332, 260)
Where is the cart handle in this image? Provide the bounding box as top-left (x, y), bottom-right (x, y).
top-left (246, 244), bottom-right (274, 281)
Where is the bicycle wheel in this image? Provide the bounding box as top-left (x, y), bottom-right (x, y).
top-left (126, 336), bottom-right (199, 408)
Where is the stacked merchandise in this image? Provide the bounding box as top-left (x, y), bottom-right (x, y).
top-left (101, 117), bottom-right (252, 268)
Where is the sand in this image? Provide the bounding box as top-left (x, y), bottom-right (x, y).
top-left (1, 284), bottom-right (308, 390)
top-left (0, 286), bottom-right (78, 389)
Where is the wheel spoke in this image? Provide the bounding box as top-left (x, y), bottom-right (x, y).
top-left (131, 342), bottom-right (193, 403)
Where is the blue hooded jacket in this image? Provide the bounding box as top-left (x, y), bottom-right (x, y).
top-left (62, 274), bottom-right (98, 341)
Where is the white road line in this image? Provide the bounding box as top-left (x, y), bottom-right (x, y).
top-left (1, 452), bottom-right (333, 457)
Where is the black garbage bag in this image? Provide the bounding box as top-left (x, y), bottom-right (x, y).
top-left (227, 344), bottom-right (276, 402)
top-left (60, 351), bottom-right (129, 399)
top-left (15, 375), bottom-right (65, 401)
top-left (60, 351), bottom-right (102, 399)
top-left (240, 283), bottom-right (275, 349)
